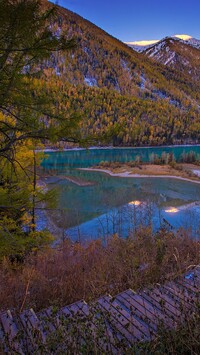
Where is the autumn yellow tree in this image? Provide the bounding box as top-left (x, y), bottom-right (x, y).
top-left (0, 0), bottom-right (80, 256)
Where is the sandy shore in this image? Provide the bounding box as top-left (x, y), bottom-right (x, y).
top-left (80, 168), bottom-right (200, 185)
top-left (35, 144), bottom-right (200, 154)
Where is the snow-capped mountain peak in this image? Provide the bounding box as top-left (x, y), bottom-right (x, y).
top-left (174, 34), bottom-right (192, 40)
top-left (125, 34), bottom-right (200, 52)
top-left (140, 35), bottom-right (200, 82)
top-left (125, 39), bottom-right (159, 52)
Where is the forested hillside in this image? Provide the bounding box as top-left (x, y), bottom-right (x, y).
top-left (37, 0), bottom-right (200, 144)
top-left (44, 1), bottom-right (199, 101)
top-left (43, 77), bottom-right (200, 145)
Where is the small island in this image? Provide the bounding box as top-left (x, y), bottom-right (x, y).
top-left (84, 159), bottom-right (200, 184)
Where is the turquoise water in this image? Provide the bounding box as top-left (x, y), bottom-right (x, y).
top-left (41, 146), bottom-right (200, 169)
top-left (41, 147), bottom-right (200, 241)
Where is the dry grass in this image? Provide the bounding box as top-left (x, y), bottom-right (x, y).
top-left (0, 227), bottom-right (199, 312)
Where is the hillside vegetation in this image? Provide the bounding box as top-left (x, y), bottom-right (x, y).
top-left (41, 77), bottom-right (199, 146)
top-left (38, 1), bottom-right (200, 145)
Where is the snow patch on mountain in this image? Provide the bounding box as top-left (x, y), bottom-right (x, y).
top-left (184, 37), bottom-right (200, 50)
top-left (121, 59), bottom-right (132, 79)
top-left (164, 52), bottom-right (175, 65)
top-left (84, 77), bottom-right (97, 87)
top-left (55, 67), bottom-right (61, 76)
top-left (147, 40), bottom-right (166, 57)
top-left (139, 74), bottom-right (146, 90)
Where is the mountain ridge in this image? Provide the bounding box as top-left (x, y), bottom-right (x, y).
top-left (143, 37), bottom-right (200, 83)
top-left (44, 4), bottom-right (200, 105)
top-left (126, 34), bottom-right (200, 52)
top-left (38, 1), bottom-right (200, 145)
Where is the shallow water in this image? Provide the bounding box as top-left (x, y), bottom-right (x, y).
top-left (41, 145), bottom-right (200, 169)
top-left (40, 147), bottom-right (200, 241)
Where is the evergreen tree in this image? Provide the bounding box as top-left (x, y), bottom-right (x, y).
top-left (0, 0), bottom-right (80, 160)
top-left (0, 0), bottom-right (80, 253)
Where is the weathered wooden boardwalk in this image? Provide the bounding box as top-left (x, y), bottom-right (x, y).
top-left (0, 266), bottom-right (199, 354)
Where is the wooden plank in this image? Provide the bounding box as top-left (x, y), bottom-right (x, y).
top-left (77, 300), bottom-right (123, 354)
top-left (151, 288), bottom-right (184, 315)
top-left (125, 290), bottom-right (175, 328)
top-left (0, 311), bottom-right (18, 340)
top-left (38, 308), bottom-right (56, 335)
top-left (76, 301), bottom-right (90, 315)
top-left (98, 295), bottom-right (142, 344)
top-left (0, 321), bottom-right (5, 341)
top-left (194, 267), bottom-right (200, 282)
top-left (0, 266), bottom-right (199, 353)
top-left (28, 309), bottom-right (42, 335)
top-left (45, 301), bottom-right (84, 330)
top-left (177, 279), bottom-right (200, 296)
top-left (108, 296), bottom-right (147, 341)
top-left (40, 305), bottom-right (81, 351)
top-left (97, 311), bottom-right (131, 351)
top-left (60, 300), bottom-right (88, 318)
top-left (82, 302), bottom-right (121, 352)
top-left (67, 300), bottom-right (88, 317)
top-left (27, 309), bottom-right (46, 341)
top-left (19, 309), bottom-right (46, 353)
top-left (59, 300), bottom-right (111, 353)
top-left (114, 294), bottom-right (155, 339)
top-left (184, 268), bottom-right (200, 286)
top-left (162, 282), bottom-right (197, 311)
top-left (38, 301), bottom-right (89, 342)
top-left (165, 281), bottom-right (195, 300)
top-left (39, 304), bottom-right (86, 353)
top-left (183, 276), bottom-right (200, 289)
top-left (111, 298), bottom-right (150, 341)
top-left (75, 301), bottom-right (119, 354)
top-left (117, 293), bottom-right (157, 332)
top-left (97, 298), bottom-right (133, 350)
top-left (169, 279), bottom-right (199, 301)
top-left (67, 301), bottom-right (103, 349)
top-left (0, 310), bottom-right (25, 354)
top-left (194, 265), bottom-right (200, 277)
top-left (157, 285), bottom-right (196, 320)
top-left (0, 321), bottom-right (9, 354)
top-left (140, 289), bottom-right (180, 323)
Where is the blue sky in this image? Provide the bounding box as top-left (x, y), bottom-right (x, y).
top-left (50, 0), bottom-right (200, 42)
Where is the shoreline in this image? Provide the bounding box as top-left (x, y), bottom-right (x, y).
top-left (79, 168), bottom-right (200, 185)
top-left (36, 144), bottom-right (200, 153)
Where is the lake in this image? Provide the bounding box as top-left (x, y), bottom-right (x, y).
top-left (40, 146), bottom-right (200, 241)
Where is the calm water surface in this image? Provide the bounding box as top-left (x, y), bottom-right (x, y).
top-left (40, 147), bottom-right (200, 241)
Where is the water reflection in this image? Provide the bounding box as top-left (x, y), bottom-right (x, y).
top-left (40, 147), bottom-right (200, 241)
top-left (41, 146), bottom-right (200, 169)
top-left (165, 207), bottom-right (179, 213)
top-left (128, 200), bottom-right (141, 206)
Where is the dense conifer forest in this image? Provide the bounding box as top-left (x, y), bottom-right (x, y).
top-left (37, 0), bottom-right (200, 145)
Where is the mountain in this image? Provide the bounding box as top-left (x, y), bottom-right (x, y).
top-left (125, 40), bottom-right (160, 53)
top-left (174, 35), bottom-right (200, 50)
top-left (125, 34), bottom-right (200, 52)
top-left (144, 37), bottom-right (200, 82)
top-left (43, 4), bottom-right (200, 103)
top-left (39, 1), bottom-right (200, 146)
top-left (183, 37), bottom-right (200, 50)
